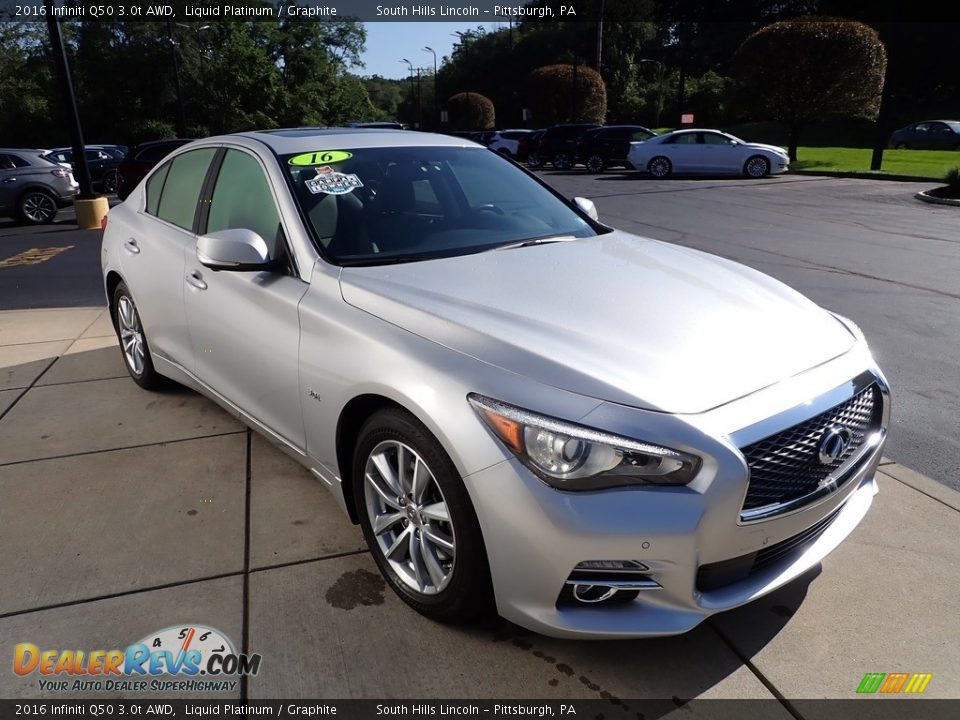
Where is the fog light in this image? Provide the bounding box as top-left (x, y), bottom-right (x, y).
top-left (574, 560), bottom-right (649, 573)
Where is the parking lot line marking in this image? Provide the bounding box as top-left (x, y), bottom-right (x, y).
top-left (0, 245), bottom-right (74, 268)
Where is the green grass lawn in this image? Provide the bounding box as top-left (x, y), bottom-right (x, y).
top-left (790, 147), bottom-right (958, 180)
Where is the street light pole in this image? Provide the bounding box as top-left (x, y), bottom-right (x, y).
top-left (423, 46), bottom-right (438, 130)
top-left (43, 0), bottom-right (93, 199)
top-left (640, 59), bottom-right (665, 128)
top-left (166, 20), bottom-right (188, 136)
top-left (400, 58), bottom-right (414, 127)
top-left (596, 0), bottom-right (605, 70)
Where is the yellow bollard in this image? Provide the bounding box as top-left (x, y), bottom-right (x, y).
top-left (74, 196), bottom-right (110, 230)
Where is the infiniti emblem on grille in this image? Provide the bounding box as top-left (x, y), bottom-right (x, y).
top-left (818, 425), bottom-right (852, 465)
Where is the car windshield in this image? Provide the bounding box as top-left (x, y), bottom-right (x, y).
top-left (281, 146), bottom-right (598, 265)
top-left (946, 121), bottom-right (960, 132)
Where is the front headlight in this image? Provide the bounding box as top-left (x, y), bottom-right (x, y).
top-left (468, 394), bottom-right (701, 491)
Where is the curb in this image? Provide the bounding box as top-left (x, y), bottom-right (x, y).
top-left (790, 170), bottom-right (941, 182)
top-left (878, 462), bottom-right (960, 513)
top-left (915, 189), bottom-right (960, 207)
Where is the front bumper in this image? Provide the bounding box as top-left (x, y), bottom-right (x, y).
top-left (463, 363), bottom-right (888, 639)
top-left (468, 444), bottom-right (881, 639)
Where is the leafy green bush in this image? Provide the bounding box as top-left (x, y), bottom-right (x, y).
top-left (946, 166), bottom-right (960, 189)
top-left (527, 64), bottom-right (607, 125)
top-left (448, 92), bottom-right (495, 130)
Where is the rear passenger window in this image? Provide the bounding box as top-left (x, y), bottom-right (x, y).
top-left (155, 148), bottom-right (216, 231)
top-left (206, 150), bottom-right (283, 255)
top-left (145, 161), bottom-right (171, 216)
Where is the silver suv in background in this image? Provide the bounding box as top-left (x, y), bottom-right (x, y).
top-left (0, 149), bottom-right (79, 224)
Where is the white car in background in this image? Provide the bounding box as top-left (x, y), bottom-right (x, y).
top-left (487, 129), bottom-right (532, 159)
top-left (628, 129), bottom-right (790, 178)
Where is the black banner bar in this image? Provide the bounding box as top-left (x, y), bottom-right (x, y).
top-left (1, 700), bottom-right (958, 720)
top-left (3, 1), bottom-right (960, 23)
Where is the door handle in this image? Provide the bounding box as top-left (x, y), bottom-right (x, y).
top-left (2, 177), bottom-right (16, 183)
top-left (185, 270), bottom-right (208, 291)
top-left (123, 238), bottom-right (140, 254)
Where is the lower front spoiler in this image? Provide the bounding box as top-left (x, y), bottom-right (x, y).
top-left (473, 464), bottom-right (878, 639)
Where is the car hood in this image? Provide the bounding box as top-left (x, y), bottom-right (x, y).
top-left (743, 142), bottom-right (788, 156)
top-left (339, 231), bottom-right (855, 414)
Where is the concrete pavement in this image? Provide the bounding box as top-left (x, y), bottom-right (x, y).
top-left (1, 307), bottom-right (958, 707)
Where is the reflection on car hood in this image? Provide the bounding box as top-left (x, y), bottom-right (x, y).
top-left (339, 231), bottom-right (854, 414)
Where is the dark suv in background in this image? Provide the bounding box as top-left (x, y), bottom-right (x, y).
top-left (576, 125), bottom-right (656, 173)
top-left (116, 139), bottom-right (193, 200)
top-left (42, 147), bottom-right (121, 194)
top-left (531, 123), bottom-right (601, 170)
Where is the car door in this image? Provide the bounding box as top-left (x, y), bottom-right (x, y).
top-left (0, 154), bottom-right (25, 215)
top-left (183, 147), bottom-right (308, 451)
top-left (928, 122), bottom-right (955, 150)
top-left (910, 123), bottom-right (931, 149)
top-left (700, 131), bottom-right (740, 172)
top-left (661, 132), bottom-right (703, 171)
top-left (124, 147), bottom-right (216, 366)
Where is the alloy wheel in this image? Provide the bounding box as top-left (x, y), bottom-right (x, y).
top-left (20, 192), bottom-right (56, 223)
top-left (586, 155), bottom-right (605, 173)
top-left (103, 171), bottom-right (118, 194)
top-left (363, 440), bottom-right (456, 595)
top-left (552, 153), bottom-right (571, 170)
top-left (117, 295), bottom-right (146, 376)
top-left (745, 156), bottom-right (769, 178)
top-left (648, 157), bottom-right (671, 178)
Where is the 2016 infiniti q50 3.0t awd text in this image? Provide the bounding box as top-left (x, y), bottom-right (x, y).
top-left (101, 129), bottom-right (890, 638)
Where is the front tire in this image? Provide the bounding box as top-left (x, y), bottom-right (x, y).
top-left (744, 155), bottom-right (770, 178)
top-left (586, 155), bottom-right (605, 173)
top-left (648, 156), bottom-right (672, 178)
top-left (111, 282), bottom-right (164, 390)
top-left (552, 152), bottom-right (572, 170)
top-left (353, 408), bottom-right (492, 622)
top-left (526, 153), bottom-right (543, 169)
top-left (895, 142), bottom-right (908, 150)
top-left (17, 190), bottom-right (58, 224)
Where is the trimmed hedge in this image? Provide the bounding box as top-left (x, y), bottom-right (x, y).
top-left (448, 92), bottom-right (495, 130)
top-left (527, 64), bottom-right (607, 125)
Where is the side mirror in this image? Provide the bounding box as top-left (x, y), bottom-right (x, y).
top-left (573, 196), bottom-right (599, 222)
top-left (196, 228), bottom-right (273, 271)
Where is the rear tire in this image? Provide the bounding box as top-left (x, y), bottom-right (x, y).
top-left (16, 190), bottom-right (58, 225)
top-left (647, 156), bottom-right (672, 178)
top-left (526, 153), bottom-right (543, 169)
top-left (353, 407), bottom-right (493, 623)
top-left (102, 170), bottom-right (118, 194)
top-left (111, 282), bottom-right (165, 390)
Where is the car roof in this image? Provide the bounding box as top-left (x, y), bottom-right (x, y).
top-left (234, 128), bottom-right (476, 154)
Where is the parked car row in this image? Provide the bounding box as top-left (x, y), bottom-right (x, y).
top-left (0, 139), bottom-right (196, 223)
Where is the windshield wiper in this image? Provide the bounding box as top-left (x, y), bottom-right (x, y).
top-left (337, 254), bottom-right (438, 267)
top-left (491, 235), bottom-right (578, 252)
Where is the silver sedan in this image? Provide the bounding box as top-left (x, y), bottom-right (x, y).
top-left (102, 129), bottom-right (888, 638)
top-left (628, 129), bottom-right (791, 178)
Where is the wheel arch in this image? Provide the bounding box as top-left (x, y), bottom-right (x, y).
top-left (335, 393), bottom-right (413, 524)
top-left (105, 271), bottom-right (124, 325)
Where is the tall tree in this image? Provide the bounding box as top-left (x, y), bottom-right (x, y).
top-left (734, 17), bottom-right (886, 160)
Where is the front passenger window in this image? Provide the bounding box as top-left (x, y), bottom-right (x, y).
top-left (206, 150), bottom-right (284, 257)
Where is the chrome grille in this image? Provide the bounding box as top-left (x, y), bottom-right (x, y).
top-left (741, 384), bottom-right (880, 514)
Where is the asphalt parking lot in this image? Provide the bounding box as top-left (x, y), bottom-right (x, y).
top-left (1, 175), bottom-right (959, 706)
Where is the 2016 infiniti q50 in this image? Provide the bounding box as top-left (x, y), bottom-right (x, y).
top-left (101, 129), bottom-right (889, 638)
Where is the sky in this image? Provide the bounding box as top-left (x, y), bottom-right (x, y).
top-left (359, 22), bottom-right (500, 79)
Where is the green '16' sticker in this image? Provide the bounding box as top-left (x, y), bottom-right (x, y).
top-left (289, 150), bottom-right (353, 166)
